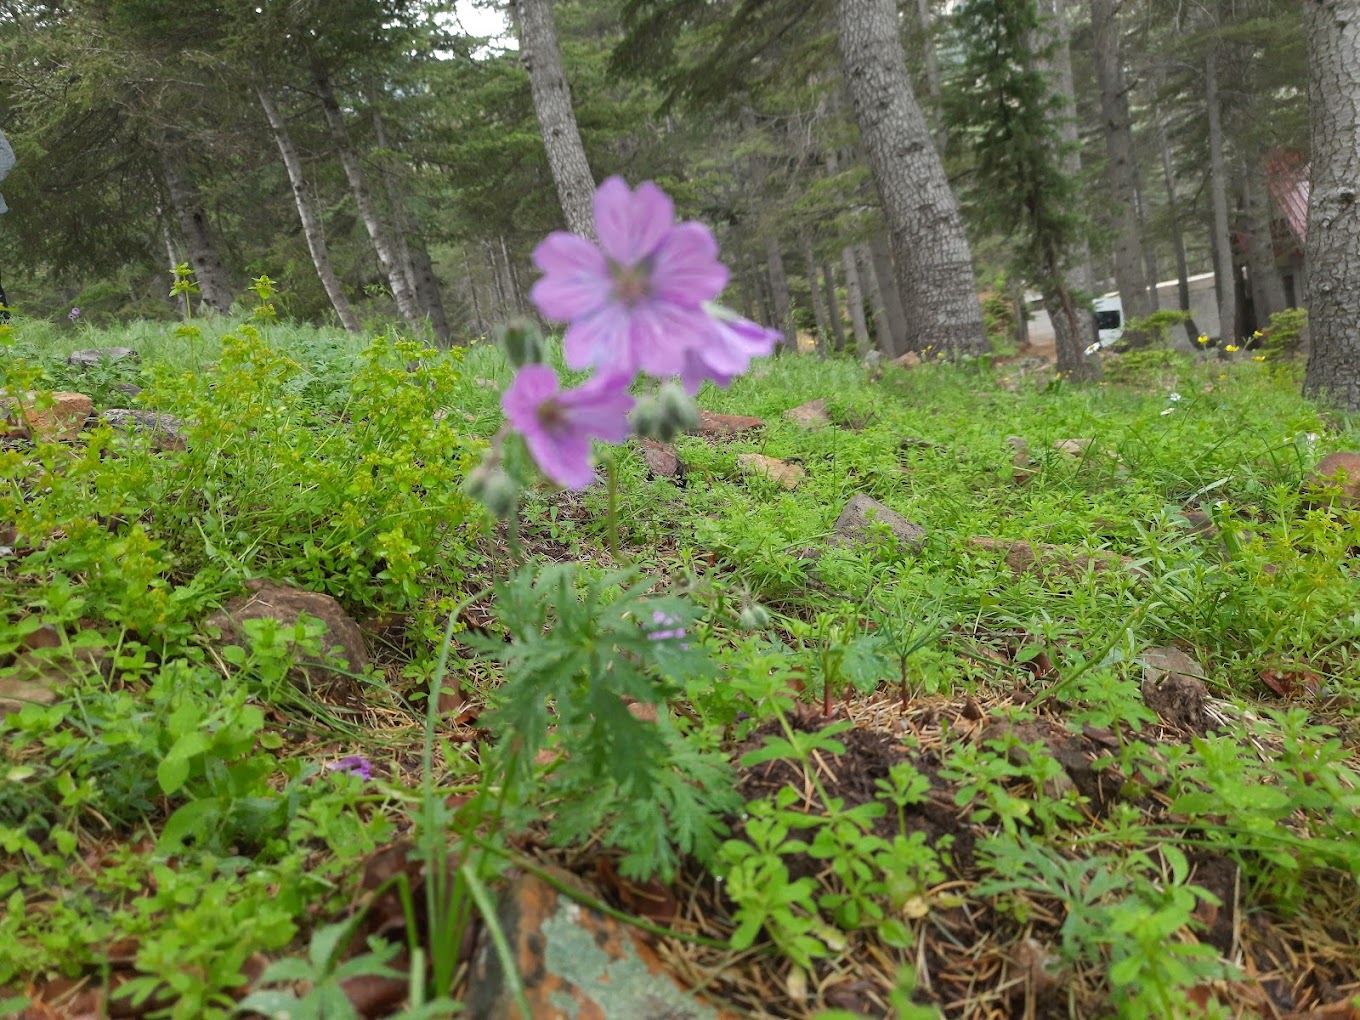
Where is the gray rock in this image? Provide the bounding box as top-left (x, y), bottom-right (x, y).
top-left (831, 494), bottom-right (927, 552)
top-left (98, 409), bottom-right (185, 449)
top-left (67, 347), bottom-right (138, 369)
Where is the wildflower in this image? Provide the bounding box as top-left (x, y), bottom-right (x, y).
top-left (1225, 344), bottom-right (1239, 353)
top-left (1253, 355), bottom-right (1266, 362)
top-left (326, 755), bottom-right (373, 780)
top-left (1168, 392), bottom-right (1182, 401)
top-left (679, 306), bottom-right (780, 393)
top-left (501, 364), bottom-right (634, 490)
top-left (1161, 407), bottom-right (1175, 415)
top-left (1084, 341), bottom-right (1101, 356)
top-left (1218, 374), bottom-right (1227, 379)
top-left (530, 177), bottom-right (729, 379)
top-left (648, 610), bottom-right (690, 649)
top-left (1197, 334), bottom-right (1209, 346)
top-left (68, 307), bottom-right (80, 321)
top-left (1253, 330), bottom-right (1264, 338)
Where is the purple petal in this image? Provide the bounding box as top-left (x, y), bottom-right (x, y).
top-left (594, 177), bottom-right (674, 266)
top-left (527, 430), bottom-right (596, 489)
top-left (562, 303), bottom-right (636, 374)
top-left (561, 376), bottom-right (635, 443)
top-left (628, 302), bottom-right (721, 378)
top-left (531, 233), bottom-right (611, 322)
top-left (501, 364), bottom-right (561, 432)
top-left (650, 223), bottom-right (728, 305)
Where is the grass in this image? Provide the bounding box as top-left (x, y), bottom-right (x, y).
top-left (2, 308), bottom-right (1358, 1019)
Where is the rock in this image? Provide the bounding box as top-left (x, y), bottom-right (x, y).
top-left (894, 351), bottom-right (922, 368)
top-left (0, 641), bottom-right (109, 715)
top-left (1140, 646), bottom-right (1209, 732)
top-left (1174, 508), bottom-right (1219, 539)
top-left (968, 537), bottom-right (1139, 580)
top-left (111, 382), bottom-right (143, 399)
top-left (464, 868), bottom-right (739, 1020)
top-left (96, 409), bottom-right (186, 451)
top-left (692, 411), bottom-right (764, 438)
top-left (66, 347), bottom-right (138, 370)
top-left (1308, 451), bottom-right (1360, 507)
top-left (737, 453), bottom-right (804, 489)
top-left (900, 437), bottom-right (944, 451)
top-left (1008, 435), bottom-right (1034, 484)
top-left (204, 580), bottom-right (367, 703)
top-left (1053, 438), bottom-right (1096, 457)
top-left (783, 398), bottom-right (830, 430)
top-left (831, 494), bottom-right (927, 553)
top-left (637, 439), bottom-right (683, 480)
top-left (0, 391), bottom-right (93, 442)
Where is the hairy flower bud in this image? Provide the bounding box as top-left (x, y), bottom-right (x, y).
top-left (739, 604), bottom-right (771, 630)
top-left (631, 383), bottom-right (697, 441)
top-left (462, 462), bottom-right (519, 518)
top-left (496, 318), bottom-right (544, 369)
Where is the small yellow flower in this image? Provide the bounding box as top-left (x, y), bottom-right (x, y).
top-left (1197, 334), bottom-right (1209, 346)
top-left (1252, 330), bottom-right (1264, 338)
top-left (1225, 344), bottom-right (1239, 353)
top-left (1219, 373), bottom-right (1227, 379)
top-left (1253, 355), bottom-right (1266, 362)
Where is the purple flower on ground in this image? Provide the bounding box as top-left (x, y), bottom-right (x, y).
top-left (530, 177), bottom-right (730, 380)
top-left (68, 307), bottom-right (80, 321)
top-left (325, 755), bottom-right (373, 780)
top-left (501, 364), bottom-right (635, 490)
top-left (648, 610), bottom-right (690, 649)
top-left (680, 308), bottom-right (781, 393)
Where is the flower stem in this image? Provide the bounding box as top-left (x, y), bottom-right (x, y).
top-left (606, 454), bottom-right (621, 563)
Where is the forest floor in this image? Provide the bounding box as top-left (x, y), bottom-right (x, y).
top-left (2, 316), bottom-right (1359, 1020)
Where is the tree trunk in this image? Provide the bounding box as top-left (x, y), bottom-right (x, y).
top-left (766, 237), bottom-right (795, 348)
top-left (1243, 167), bottom-right (1288, 328)
top-left (514, 0), bottom-right (596, 239)
top-left (257, 87), bottom-right (361, 333)
top-left (1302, 0), bottom-right (1360, 409)
top-left (409, 242), bottom-right (455, 346)
top-left (159, 145), bottom-right (234, 315)
top-left (802, 232), bottom-right (831, 355)
top-left (1037, 0), bottom-right (1095, 298)
top-left (1136, 181), bottom-right (1160, 311)
top-left (832, 0), bottom-right (987, 355)
top-left (1154, 100), bottom-right (1200, 346)
top-left (463, 250), bottom-right (486, 337)
top-left (914, 0), bottom-right (944, 147)
top-left (869, 232), bottom-right (909, 353)
top-left (313, 68), bottom-right (425, 334)
top-left (1090, 0), bottom-right (1152, 322)
top-left (841, 246), bottom-right (871, 349)
top-left (857, 243), bottom-right (897, 356)
top-left (822, 261), bottom-right (848, 351)
top-left (1204, 51), bottom-right (1239, 344)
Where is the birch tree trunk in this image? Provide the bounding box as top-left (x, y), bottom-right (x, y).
top-left (257, 87), bottom-right (361, 333)
top-left (822, 262), bottom-right (848, 351)
top-left (159, 146), bottom-right (234, 315)
top-left (841, 246), bottom-right (872, 350)
top-left (832, 0), bottom-right (987, 355)
top-left (1302, 0), bottom-right (1360, 410)
top-left (514, 0), bottom-right (596, 239)
top-left (1204, 51), bottom-right (1239, 344)
top-left (313, 68), bottom-right (425, 333)
top-left (1091, 0), bottom-right (1152, 321)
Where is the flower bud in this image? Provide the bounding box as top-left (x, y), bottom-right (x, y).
top-left (739, 604), bottom-right (771, 630)
top-left (462, 462), bottom-right (519, 518)
top-left (496, 318), bottom-right (544, 369)
top-left (631, 383), bottom-right (697, 441)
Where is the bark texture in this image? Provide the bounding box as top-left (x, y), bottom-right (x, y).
top-left (1204, 52), bottom-right (1239, 343)
top-left (822, 261), bottom-right (848, 350)
top-left (1303, 0), bottom-right (1360, 410)
top-left (159, 146), bottom-right (234, 314)
top-left (841, 246), bottom-right (871, 349)
top-left (314, 69), bottom-right (425, 333)
top-left (833, 0), bottom-right (987, 355)
top-left (1038, 0), bottom-right (1095, 297)
top-left (766, 237), bottom-right (795, 347)
top-left (515, 0), bottom-right (597, 239)
top-left (1243, 167), bottom-right (1288, 325)
top-left (257, 87), bottom-right (361, 333)
top-left (1154, 101), bottom-right (1201, 346)
top-left (869, 232), bottom-right (910, 352)
top-left (1091, 0), bottom-right (1152, 320)
top-left (802, 232), bottom-right (831, 354)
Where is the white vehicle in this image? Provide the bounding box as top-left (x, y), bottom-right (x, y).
top-left (1092, 294), bottom-right (1123, 349)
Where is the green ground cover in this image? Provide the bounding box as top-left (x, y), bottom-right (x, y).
top-left (2, 310), bottom-right (1358, 1019)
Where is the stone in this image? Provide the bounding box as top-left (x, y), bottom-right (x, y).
top-left (692, 411), bottom-right (763, 438)
top-left (637, 439), bottom-right (683, 480)
top-left (0, 391), bottom-right (93, 442)
top-left (66, 347), bottom-right (138, 370)
top-left (831, 494), bottom-right (927, 552)
top-left (96, 409), bottom-right (186, 451)
top-left (1140, 646), bottom-right (1210, 732)
top-left (968, 537), bottom-right (1139, 580)
top-left (111, 382), bottom-right (143, 399)
top-left (204, 580), bottom-right (368, 703)
top-left (783, 398), bottom-right (830, 430)
top-left (737, 453), bottom-right (804, 489)
top-left (894, 351), bottom-right (922, 368)
top-left (464, 868), bottom-right (739, 1020)
top-left (0, 641), bottom-right (109, 715)
top-left (1053, 438), bottom-right (1095, 457)
top-left (1308, 451), bottom-right (1360, 507)
top-left (1008, 435), bottom-right (1034, 484)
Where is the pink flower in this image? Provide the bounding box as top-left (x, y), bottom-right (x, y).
top-left (680, 309), bottom-right (781, 393)
top-left (530, 177), bottom-right (730, 380)
top-left (648, 610), bottom-right (690, 649)
top-left (326, 755), bottom-right (373, 780)
top-left (502, 364), bottom-right (634, 490)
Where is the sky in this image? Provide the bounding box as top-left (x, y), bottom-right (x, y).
top-left (447, 1), bottom-right (515, 50)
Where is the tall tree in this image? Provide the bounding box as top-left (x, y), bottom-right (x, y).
top-left (832, 0), bottom-right (987, 355)
top-left (1301, 0), bottom-right (1360, 409)
top-left (514, 0), bottom-right (597, 238)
